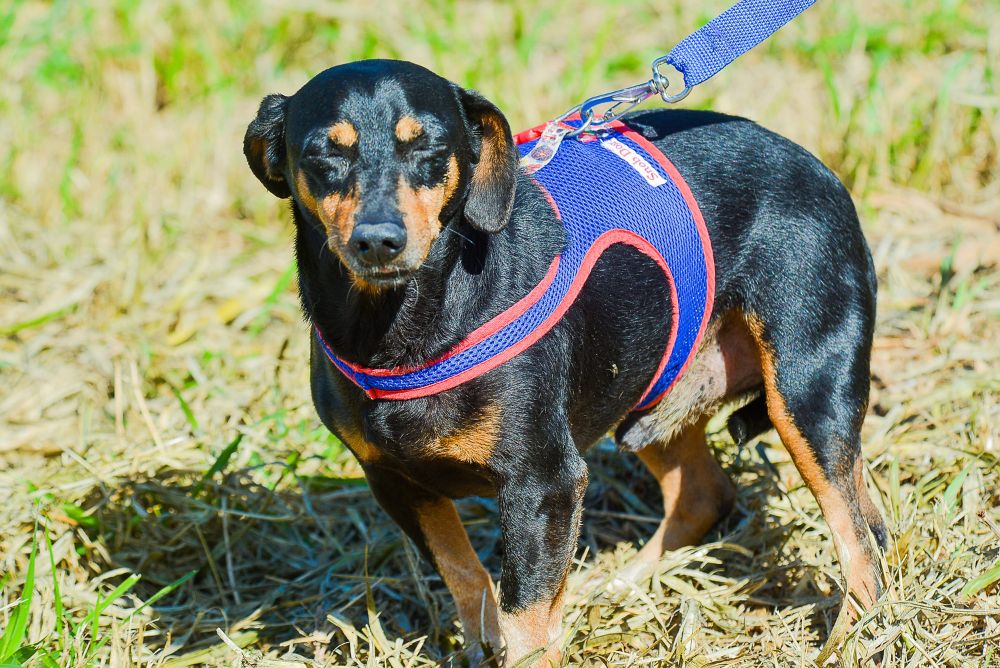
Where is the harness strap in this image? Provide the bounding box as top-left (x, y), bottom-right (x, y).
top-left (665, 0), bottom-right (817, 89)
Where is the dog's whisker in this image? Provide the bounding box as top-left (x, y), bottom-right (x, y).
top-left (443, 225), bottom-right (473, 245)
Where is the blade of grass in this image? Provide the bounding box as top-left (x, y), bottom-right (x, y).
top-left (43, 526), bottom-right (64, 651)
top-left (80, 574), bottom-right (141, 631)
top-left (0, 304), bottom-right (77, 336)
top-left (960, 559), bottom-right (1000, 600)
top-left (0, 531), bottom-right (37, 662)
top-left (169, 384), bottom-right (200, 432)
top-left (192, 433), bottom-right (243, 496)
top-left (124, 570), bottom-right (197, 622)
top-left (942, 461), bottom-right (974, 520)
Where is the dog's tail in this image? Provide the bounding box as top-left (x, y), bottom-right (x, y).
top-left (727, 393), bottom-right (772, 447)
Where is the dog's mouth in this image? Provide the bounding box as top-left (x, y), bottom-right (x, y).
top-left (326, 241), bottom-right (417, 290)
top-left (353, 265), bottom-right (414, 289)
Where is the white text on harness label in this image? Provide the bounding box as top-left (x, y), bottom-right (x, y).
top-left (600, 138), bottom-right (667, 187)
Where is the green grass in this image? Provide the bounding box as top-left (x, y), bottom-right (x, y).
top-left (1, 0), bottom-right (998, 666)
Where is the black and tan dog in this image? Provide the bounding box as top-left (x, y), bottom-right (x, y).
top-left (244, 59), bottom-right (887, 666)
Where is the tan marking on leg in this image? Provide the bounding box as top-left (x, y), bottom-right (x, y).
top-left (619, 416), bottom-right (734, 583)
top-left (427, 404), bottom-right (500, 465)
top-left (415, 499), bottom-right (500, 657)
top-left (328, 120), bottom-right (358, 148)
top-left (497, 594), bottom-right (564, 667)
top-left (746, 314), bottom-right (879, 615)
top-left (395, 115), bottom-right (423, 143)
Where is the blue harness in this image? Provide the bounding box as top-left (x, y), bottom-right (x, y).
top-left (317, 119), bottom-right (715, 409)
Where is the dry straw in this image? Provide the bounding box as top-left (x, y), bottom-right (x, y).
top-left (1, 0), bottom-right (998, 666)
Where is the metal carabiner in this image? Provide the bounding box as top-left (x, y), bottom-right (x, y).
top-left (554, 80), bottom-right (658, 137)
top-left (579, 80), bottom-right (659, 130)
top-left (551, 55), bottom-right (692, 139)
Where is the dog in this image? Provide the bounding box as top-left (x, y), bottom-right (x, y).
top-left (244, 59), bottom-right (887, 666)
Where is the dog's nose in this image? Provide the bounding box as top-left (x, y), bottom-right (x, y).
top-left (349, 221), bottom-right (407, 266)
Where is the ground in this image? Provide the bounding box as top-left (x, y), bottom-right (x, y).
top-left (1, 1), bottom-right (998, 666)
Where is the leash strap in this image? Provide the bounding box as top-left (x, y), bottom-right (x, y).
top-left (548, 0), bottom-right (819, 139)
top-left (664, 0), bottom-right (818, 89)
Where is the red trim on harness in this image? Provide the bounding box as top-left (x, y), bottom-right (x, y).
top-left (512, 124), bottom-right (547, 145)
top-left (367, 229), bottom-right (680, 400)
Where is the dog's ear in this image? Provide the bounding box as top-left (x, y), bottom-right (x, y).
top-left (244, 94), bottom-right (291, 198)
top-left (456, 87), bottom-right (518, 233)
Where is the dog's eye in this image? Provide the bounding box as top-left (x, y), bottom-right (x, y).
top-left (301, 152), bottom-right (350, 181)
top-left (402, 141), bottom-right (447, 167)
top-left (397, 134), bottom-right (430, 156)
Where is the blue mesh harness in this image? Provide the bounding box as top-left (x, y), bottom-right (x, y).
top-left (316, 119), bottom-right (715, 410)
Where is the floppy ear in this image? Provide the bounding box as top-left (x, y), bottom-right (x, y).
top-left (244, 93), bottom-right (291, 198)
top-left (456, 88), bottom-right (518, 233)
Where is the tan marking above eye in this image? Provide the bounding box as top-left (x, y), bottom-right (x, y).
top-left (328, 120), bottom-right (358, 147)
top-left (395, 115), bottom-right (423, 142)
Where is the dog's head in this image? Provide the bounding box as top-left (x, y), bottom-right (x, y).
top-left (244, 59), bottom-right (518, 290)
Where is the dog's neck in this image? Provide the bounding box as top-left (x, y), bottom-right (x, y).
top-left (294, 176), bottom-right (564, 371)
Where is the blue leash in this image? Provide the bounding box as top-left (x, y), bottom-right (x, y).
top-left (553, 0), bottom-right (817, 136)
top-left (666, 0), bottom-right (817, 89)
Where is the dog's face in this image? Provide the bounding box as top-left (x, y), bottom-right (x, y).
top-left (244, 60), bottom-right (519, 290)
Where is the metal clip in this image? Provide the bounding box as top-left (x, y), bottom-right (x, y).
top-left (553, 56), bottom-right (692, 138)
top-left (563, 80), bottom-right (659, 137)
top-left (651, 55), bottom-right (691, 104)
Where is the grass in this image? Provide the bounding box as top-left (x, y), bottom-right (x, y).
top-left (1, 0), bottom-right (998, 665)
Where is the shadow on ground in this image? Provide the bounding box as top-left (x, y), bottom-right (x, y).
top-left (81, 436), bottom-right (843, 664)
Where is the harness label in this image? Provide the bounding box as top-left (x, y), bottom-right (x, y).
top-left (519, 122), bottom-right (569, 174)
top-left (601, 138), bottom-right (666, 187)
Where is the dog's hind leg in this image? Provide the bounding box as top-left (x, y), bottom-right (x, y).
top-left (745, 309), bottom-right (887, 647)
top-left (616, 415), bottom-right (736, 584)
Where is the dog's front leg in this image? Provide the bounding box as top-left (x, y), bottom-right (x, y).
top-left (364, 465), bottom-right (501, 663)
top-left (495, 443), bottom-right (588, 667)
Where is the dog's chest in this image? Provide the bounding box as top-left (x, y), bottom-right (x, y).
top-left (328, 393), bottom-right (498, 496)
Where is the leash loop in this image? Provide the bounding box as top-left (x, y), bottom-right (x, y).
top-left (651, 55), bottom-right (691, 104)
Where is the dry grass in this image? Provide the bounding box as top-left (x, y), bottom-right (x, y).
top-left (1, 0), bottom-right (998, 666)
